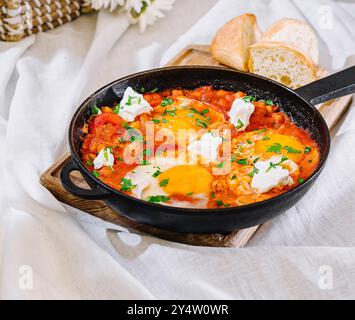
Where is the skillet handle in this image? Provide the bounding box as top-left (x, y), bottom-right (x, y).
top-left (295, 65), bottom-right (355, 105)
top-left (60, 157), bottom-right (111, 200)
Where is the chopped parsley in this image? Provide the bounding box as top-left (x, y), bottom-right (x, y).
top-left (248, 167), bottom-right (259, 177)
top-left (117, 156), bottom-right (123, 161)
top-left (120, 178), bottom-right (136, 191)
top-left (242, 96), bottom-right (256, 103)
top-left (298, 178), bottom-right (305, 184)
top-left (253, 157), bottom-right (260, 164)
top-left (159, 179), bottom-right (169, 187)
top-left (140, 159), bottom-right (151, 165)
top-left (216, 200), bottom-right (230, 208)
top-left (152, 169), bottom-right (162, 178)
top-left (237, 158), bottom-right (248, 165)
top-left (217, 162), bottom-right (224, 168)
top-left (196, 118), bottom-right (208, 128)
top-left (91, 105), bottom-right (101, 115)
top-left (186, 192), bottom-right (193, 196)
top-left (126, 96), bottom-right (134, 106)
top-left (147, 195), bottom-right (170, 203)
top-left (210, 192), bottom-right (215, 199)
top-left (86, 160), bottom-right (93, 166)
top-left (235, 119), bottom-right (244, 129)
top-left (266, 156), bottom-right (288, 173)
top-left (265, 99), bottom-right (274, 106)
top-left (162, 118), bottom-right (169, 123)
top-left (92, 170), bottom-right (100, 177)
top-left (163, 107), bottom-right (177, 117)
top-left (266, 142), bottom-right (282, 154)
top-left (161, 97), bottom-right (173, 106)
top-left (263, 136), bottom-right (271, 141)
top-left (113, 103), bottom-right (120, 114)
top-left (304, 146), bottom-right (312, 154)
top-left (201, 108), bottom-right (209, 115)
top-left (152, 119), bottom-right (160, 124)
top-left (150, 88), bottom-right (159, 93)
top-left (255, 128), bottom-right (267, 134)
top-left (231, 175), bottom-right (237, 180)
top-left (246, 140), bottom-right (253, 145)
top-left (283, 145), bottom-right (301, 154)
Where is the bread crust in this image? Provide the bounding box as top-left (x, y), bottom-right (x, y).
top-left (261, 18), bottom-right (319, 64)
top-left (211, 13), bottom-right (261, 71)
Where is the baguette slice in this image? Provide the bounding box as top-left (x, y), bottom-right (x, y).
top-left (248, 41), bottom-right (317, 89)
top-left (211, 14), bottom-right (261, 71)
top-left (261, 18), bottom-right (319, 64)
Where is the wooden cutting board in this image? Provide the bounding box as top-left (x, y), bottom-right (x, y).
top-left (40, 45), bottom-right (352, 247)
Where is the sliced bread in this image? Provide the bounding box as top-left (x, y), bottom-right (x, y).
top-left (261, 18), bottom-right (319, 64)
top-left (248, 41), bottom-right (317, 89)
top-left (211, 13), bottom-right (261, 71)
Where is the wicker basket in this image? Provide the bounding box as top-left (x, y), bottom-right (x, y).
top-left (0, 0), bottom-right (93, 41)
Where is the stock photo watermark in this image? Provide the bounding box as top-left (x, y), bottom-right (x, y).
top-left (318, 265), bottom-right (333, 290)
top-left (18, 265), bottom-right (33, 290)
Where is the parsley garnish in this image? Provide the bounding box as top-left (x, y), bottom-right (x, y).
top-left (237, 159), bottom-right (248, 165)
top-left (113, 103), bottom-right (120, 114)
top-left (298, 178), bottom-right (305, 184)
top-left (235, 119), bottom-right (244, 129)
top-left (242, 96), bottom-right (256, 103)
top-left (152, 169), bottom-right (162, 178)
top-left (120, 178), bottom-right (136, 191)
top-left (163, 108), bottom-right (177, 117)
top-left (159, 179), bottom-right (169, 187)
top-left (126, 96), bottom-right (134, 106)
top-left (210, 192), bottom-right (215, 199)
top-left (217, 162), bottom-right (224, 168)
top-left (255, 128), bottom-right (267, 134)
top-left (140, 159), bottom-right (151, 165)
top-left (283, 145), bottom-right (301, 154)
top-left (147, 195), bottom-right (170, 203)
top-left (231, 175), bottom-right (237, 180)
top-left (304, 146), bottom-right (312, 154)
top-left (265, 99), bottom-right (274, 106)
top-left (266, 156), bottom-right (288, 173)
top-left (247, 140), bottom-right (253, 145)
top-left (91, 105), bottom-right (101, 115)
top-left (150, 88), bottom-right (159, 93)
top-left (253, 157), bottom-right (260, 164)
top-left (266, 143), bottom-right (282, 154)
top-left (162, 118), bottom-right (168, 123)
top-left (186, 192), bottom-right (194, 196)
top-left (86, 160), bottom-right (93, 166)
top-left (152, 119), bottom-right (160, 124)
top-left (196, 118), bottom-right (208, 128)
top-left (248, 167), bottom-right (259, 177)
top-left (161, 97), bottom-right (173, 106)
top-left (263, 136), bottom-right (271, 140)
top-left (216, 200), bottom-right (230, 208)
top-left (92, 170), bottom-right (100, 177)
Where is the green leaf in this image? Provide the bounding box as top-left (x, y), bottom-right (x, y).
top-left (216, 200), bottom-right (230, 208)
top-left (235, 118), bottom-right (244, 129)
top-left (253, 157), bottom-right (260, 164)
top-left (266, 156), bottom-right (288, 173)
top-left (266, 143), bottom-right (282, 154)
top-left (201, 109), bottom-right (209, 115)
top-left (161, 98), bottom-right (173, 106)
top-left (91, 105), bottom-right (101, 115)
top-left (263, 136), bottom-right (271, 141)
top-left (242, 96), bottom-right (256, 103)
top-left (152, 119), bottom-right (160, 124)
top-left (196, 118), bottom-right (208, 128)
top-left (283, 145), bottom-right (301, 154)
top-left (120, 178), bottom-right (136, 191)
top-left (159, 179), bottom-right (169, 187)
top-left (113, 103), bottom-right (120, 114)
top-left (237, 158), bottom-right (248, 165)
top-left (217, 162), bottom-right (224, 168)
top-left (162, 118), bottom-right (168, 123)
top-left (150, 88), bottom-right (159, 93)
top-left (152, 169), bottom-right (162, 178)
top-left (248, 167), bottom-right (259, 177)
top-left (86, 160), bottom-right (93, 166)
top-left (186, 192), bottom-right (194, 196)
top-left (265, 99), bottom-right (274, 106)
top-left (304, 146), bottom-right (312, 154)
top-left (246, 140), bottom-right (253, 145)
top-left (210, 192), bottom-right (215, 199)
top-left (147, 195), bottom-right (170, 203)
top-left (92, 170), bottom-right (100, 177)
top-left (298, 178), bottom-right (305, 184)
top-left (255, 128), bottom-right (266, 134)
top-left (231, 175), bottom-right (237, 180)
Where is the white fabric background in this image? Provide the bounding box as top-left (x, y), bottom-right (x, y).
top-left (0, 0), bottom-right (355, 299)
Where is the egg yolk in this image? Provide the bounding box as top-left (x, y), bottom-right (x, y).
top-left (158, 165), bottom-right (212, 195)
top-left (254, 134), bottom-right (305, 163)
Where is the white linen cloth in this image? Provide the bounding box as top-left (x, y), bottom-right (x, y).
top-left (0, 0), bottom-right (355, 299)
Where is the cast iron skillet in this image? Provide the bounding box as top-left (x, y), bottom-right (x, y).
top-left (60, 66), bottom-right (355, 234)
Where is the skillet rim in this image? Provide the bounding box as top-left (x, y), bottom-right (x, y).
top-left (68, 65), bottom-right (331, 215)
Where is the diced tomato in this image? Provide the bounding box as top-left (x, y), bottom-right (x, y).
top-left (90, 113), bottom-right (124, 134)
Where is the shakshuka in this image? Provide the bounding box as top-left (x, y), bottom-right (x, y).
top-left (80, 86), bottom-right (320, 208)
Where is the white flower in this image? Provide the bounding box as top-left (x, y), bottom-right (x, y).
top-left (90, 0), bottom-right (125, 12)
top-left (125, 0), bottom-right (144, 13)
top-left (129, 0), bottom-right (175, 32)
